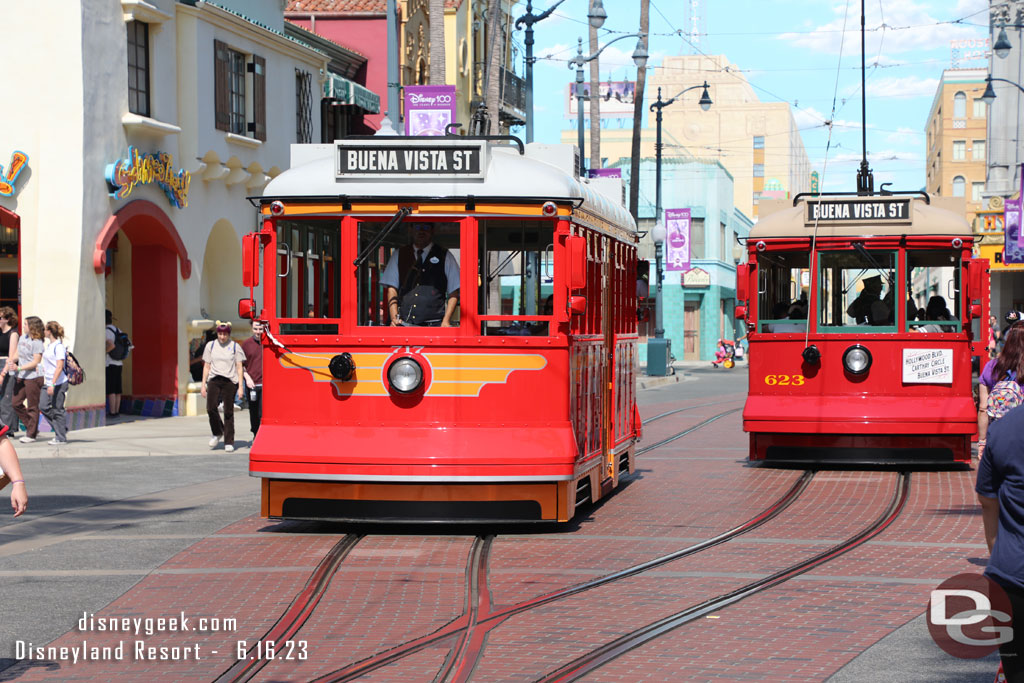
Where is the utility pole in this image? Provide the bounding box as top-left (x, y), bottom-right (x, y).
top-left (386, 0), bottom-right (400, 132)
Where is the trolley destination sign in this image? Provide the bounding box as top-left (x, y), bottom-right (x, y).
top-left (805, 198), bottom-right (911, 224)
top-left (336, 141), bottom-right (486, 180)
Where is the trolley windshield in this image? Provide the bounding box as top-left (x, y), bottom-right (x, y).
top-left (355, 217), bottom-right (463, 327)
top-left (818, 249), bottom-right (896, 332)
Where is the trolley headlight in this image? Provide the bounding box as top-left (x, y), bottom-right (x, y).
top-left (387, 357), bottom-right (423, 394)
top-left (842, 345), bottom-right (872, 375)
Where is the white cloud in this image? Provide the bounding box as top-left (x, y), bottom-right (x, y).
top-left (816, 149), bottom-right (922, 166)
top-left (778, 0), bottom-right (987, 55)
top-left (886, 126), bottom-right (922, 142)
top-left (850, 76), bottom-right (940, 99)
top-left (793, 106), bottom-right (829, 130)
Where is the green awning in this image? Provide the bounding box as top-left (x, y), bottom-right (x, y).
top-left (324, 74), bottom-right (380, 114)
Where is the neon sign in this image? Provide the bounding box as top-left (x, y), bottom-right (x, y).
top-left (105, 146), bottom-right (190, 209)
top-left (0, 150), bottom-right (28, 197)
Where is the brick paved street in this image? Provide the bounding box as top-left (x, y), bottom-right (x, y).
top-left (0, 368), bottom-right (1001, 682)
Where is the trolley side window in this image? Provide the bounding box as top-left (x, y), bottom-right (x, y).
top-left (355, 218), bottom-right (462, 327)
top-left (756, 252), bottom-right (809, 333)
top-left (276, 219), bottom-right (340, 323)
top-left (818, 250), bottom-right (897, 332)
top-left (907, 250), bottom-right (961, 332)
top-left (478, 219), bottom-right (555, 336)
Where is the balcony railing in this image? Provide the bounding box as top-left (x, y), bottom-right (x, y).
top-left (500, 67), bottom-right (526, 113)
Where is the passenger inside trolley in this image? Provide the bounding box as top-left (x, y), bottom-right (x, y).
top-left (381, 223), bottom-right (461, 327)
top-left (906, 250), bottom-right (961, 333)
top-left (819, 251), bottom-right (895, 329)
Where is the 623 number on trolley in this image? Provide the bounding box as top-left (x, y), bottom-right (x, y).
top-left (763, 374), bottom-right (805, 386)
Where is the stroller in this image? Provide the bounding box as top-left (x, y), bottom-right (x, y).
top-left (711, 339), bottom-right (736, 369)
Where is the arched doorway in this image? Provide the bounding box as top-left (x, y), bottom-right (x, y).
top-left (94, 200), bottom-right (191, 408)
top-left (200, 219), bottom-right (242, 321)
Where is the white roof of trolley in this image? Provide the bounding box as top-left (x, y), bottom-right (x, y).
top-left (264, 139), bottom-right (636, 232)
top-left (751, 194), bottom-right (970, 238)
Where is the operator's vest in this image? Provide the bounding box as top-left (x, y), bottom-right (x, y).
top-left (397, 244), bottom-right (450, 325)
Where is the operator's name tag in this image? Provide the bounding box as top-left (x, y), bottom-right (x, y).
top-left (903, 348), bottom-right (952, 384)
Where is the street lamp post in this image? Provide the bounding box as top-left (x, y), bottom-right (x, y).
top-left (567, 31), bottom-right (648, 177)
top-left (646, 82), bottom-right (712, 377)
top-left (980, 74), bottom-right (1024, 102)
top-left (516, 0), bottom-right (568, 144)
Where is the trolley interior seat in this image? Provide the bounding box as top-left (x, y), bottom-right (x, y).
top-left (749, 432), bottom-right (971, 465)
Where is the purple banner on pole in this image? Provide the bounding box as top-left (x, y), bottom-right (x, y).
top-left (404, 85), bottom-right (456, 136)
top-left (665, 208), bottom-right (691, 272)
top-left (1006, 165), bottom-right (1024, 263)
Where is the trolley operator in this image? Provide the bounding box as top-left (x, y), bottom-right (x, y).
top-left (381, 223), bottom-right (460, 327)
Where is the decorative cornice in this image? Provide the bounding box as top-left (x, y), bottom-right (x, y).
top-left (122, 0), bottom-right (172, 24)
top-left (122, 113), bottom-right (182, 138)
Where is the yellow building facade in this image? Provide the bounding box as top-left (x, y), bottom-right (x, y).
top-left (404, 0), bottom-right (523, 134)
top-left (924, 67), bottom-right (1024, 308)
top-left (564, 54), bottom-right (811, 219)
top-left (925, 69), bottom-right (990, 230)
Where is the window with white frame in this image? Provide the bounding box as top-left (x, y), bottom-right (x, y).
top-left (954, 91), bottom-right (966, 118)
top-left (973, 98), bottom-right (986, 118)
top-left (973, 139), bottom-right (985, 161)
top-left (972, 182), bottom-right (984, 203)
top-left (952, 176), bottom-right (965, 197)
top-left (952, 140), bottom-right (966, 161)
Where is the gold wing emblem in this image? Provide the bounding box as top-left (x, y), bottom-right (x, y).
top-left (279, 351), bottom-right (546, 397)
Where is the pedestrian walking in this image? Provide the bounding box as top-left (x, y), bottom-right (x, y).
top-left (39, 321), bottom-right (69, 445)
top-left (201, 321), bottom-right (244, 453)
top-left (11, 316), bottom-right (44, 443)
top-left (0, 432), bottom-right (27, 516)
top-left (978, 323), bottom-right (1024, 460)
top-left (0, 307), bottom-right (20, 436)
top-left (976, 393), bottom-right (1024, 681)
top-left (241, 320), bottom-right (264, 438)
top-left (104, 309), bottom-right (130, 417)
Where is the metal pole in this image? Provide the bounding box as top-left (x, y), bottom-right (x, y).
top-left (524, 1), bottom-right (536, 143)
top-left (576, 40), bottom-right (586, 176)
top-left (653, 87), bottom-right (664, 341)
top-left (386, 0), bottom-right (400, 131)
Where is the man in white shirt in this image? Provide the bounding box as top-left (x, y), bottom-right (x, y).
top-left (380, 223), bottom-right (460, 327)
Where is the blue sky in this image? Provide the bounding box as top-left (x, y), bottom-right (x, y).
top-left (509, 0), bottom-right (991, 194)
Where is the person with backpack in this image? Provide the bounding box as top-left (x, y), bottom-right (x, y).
top-left (104, 310), bottom-right (131, 418)
top-left (39, 321), bottom-right (69, 445)
top-left (201, 321), bottom-right (245, 453)
top-left (978, 323), bottom-right (1024, 460)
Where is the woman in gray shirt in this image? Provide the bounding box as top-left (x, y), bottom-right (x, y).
top-left (11, 317), bottom-right (45, 443)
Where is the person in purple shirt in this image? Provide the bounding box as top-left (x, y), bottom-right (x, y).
top-left (978, 324), bottom-right (1024, 459)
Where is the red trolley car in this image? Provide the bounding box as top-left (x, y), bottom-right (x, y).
top-left (736, 192), bottom-right (989, 465)
top-left (240, 136), bottom-right (641, 522)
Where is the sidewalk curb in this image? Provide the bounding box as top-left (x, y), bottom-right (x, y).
top-left (637, 372), bottom-right (693, 390)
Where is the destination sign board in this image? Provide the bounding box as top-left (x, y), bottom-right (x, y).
top-left (336, 142), bottom-right (485, 180)
top-left (805, 198), bottom-right (911, 224)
